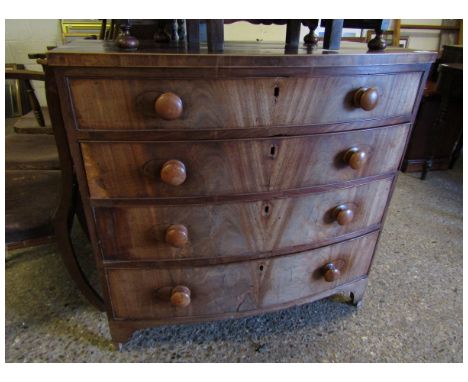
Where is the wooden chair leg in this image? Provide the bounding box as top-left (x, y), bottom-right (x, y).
top-left (54, 177), bottom-right (105, 311)
top-left (285, 20), bottom-right (301, 51)
top-left (186, 19), bottom-right (200, 51)
top-left (206, 19), bottom-right (224, 52)
top-left (449, 134), bottom-right (462, 169)
top-left (23, 78), bottom-right (45, 127)
top-left (99, 19), bottom-right (107, 40)
top-left (323, 19), bottom-right (344, 50)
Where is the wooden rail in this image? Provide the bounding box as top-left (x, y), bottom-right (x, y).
top-left (392, 19), bottom-right (463, 47)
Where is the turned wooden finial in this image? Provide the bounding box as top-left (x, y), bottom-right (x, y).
top-left (368, 28), bottom-right (387, 51)
top-left (304, 25), bottom-right (319, 46)
top-left (116, 22), bottom-right (139, 51)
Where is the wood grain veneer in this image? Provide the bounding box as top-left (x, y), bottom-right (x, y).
top-left (82, 124), bottom-right (409, 199)
top-left (45, 40), bottom-right (436, 347)
top-left (70, 73), bottom-right (421, 130)
top-left (107, 231), bottom-right (378, 320)
top-left (96, 177), bottom-right (391, 262)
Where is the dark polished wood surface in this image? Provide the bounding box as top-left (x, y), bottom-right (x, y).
top-left (48, 40), bottom-right (437, 67)
top-left (81, 125), bottom-right (409, 199)
top-left (95, 178), bottom-right (391, 262)
top-left (46, 40), bottom-right (436, 347)
top-left (107, 231), bottom-right (378, 320)
top-left (68, 74), bottom-right (421, 131)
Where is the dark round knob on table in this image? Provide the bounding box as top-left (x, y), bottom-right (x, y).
top-left (160, 159), bottom-right (186, 186)
top-left (165, 224), bottom-right (189, 248)
top-left (116, 24), bottom-right (139, 51)
top-left (334, 205), bottom-right (354, 225)
top-left (353, 87), bottom-right (379, 111)
top-left (154, 92), bottom-right (183, 120)
top-left (323, 263), bottom-right (341, 282)
top-left (170, 285), bottom-right (191, 307)
top-left (344, 148), bottom-right (367, 170)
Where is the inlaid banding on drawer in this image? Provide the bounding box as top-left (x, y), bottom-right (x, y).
top-left (82, 124), bottom-right (409, 199)
top-left (106, 231), bottom-right (378, 320)
top-left (69, 73), bottom-right (422, 130)
top-left (96, 178), bottom-right (391, 262)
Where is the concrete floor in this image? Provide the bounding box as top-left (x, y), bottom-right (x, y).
top-left (5, 163), bottom-right (462, 362)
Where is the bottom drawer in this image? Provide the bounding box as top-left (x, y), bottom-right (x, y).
top-left (107, 231), bottom-right (378, 320)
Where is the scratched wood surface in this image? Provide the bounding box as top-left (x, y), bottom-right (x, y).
top-left (69, 73), bottom-right (421, 130)
top-left (82, 124), bottom-right (409, 199)
top-left (96, 177), bottom-right (391, 262)
top-left (106, 231), bottom-right (378, 320)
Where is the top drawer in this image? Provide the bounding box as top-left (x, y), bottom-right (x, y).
top-left (68, 72), bottom-right (422, 130)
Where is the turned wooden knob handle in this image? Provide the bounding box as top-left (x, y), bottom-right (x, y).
top-left (353, 87), bottom-right (379, 111)
top-left (165, 224), bottom-right (188, 248)
top-left (160, 159), bottom-right (186, 186)
top-left (333, 204), bottom-right (354, 225)
top-left (170, 285), bottom-right (191, 307)
top-left (344, 147), bottom-right (367, 170)
top-left (323, 263), bottom-right (341, 282)
top-left (154, 92), bottom-right (183, 120)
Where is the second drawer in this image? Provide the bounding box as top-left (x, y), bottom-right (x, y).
top-left (96, 177), bottom-right (391, 262)
top-left (82, 124), bottom-right (409, 199)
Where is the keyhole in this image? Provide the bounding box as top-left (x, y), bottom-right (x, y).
top-left (269, 144), bottom-right (278, 158)
top-left (259, 265), bottom-right (264, 271)
top-left (274, 85), bottom-right (280, 98)
top-left (262, 203), bottom-right (272, 216)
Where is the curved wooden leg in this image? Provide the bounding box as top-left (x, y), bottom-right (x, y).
top-left (45, 66), bottom-right (105, 312)
top-left (349, 278), bottom-right (368, 309)
top-left (54, 177), bottom-right (105, 311)
top-left (109, 320), bottom-right (136, 350)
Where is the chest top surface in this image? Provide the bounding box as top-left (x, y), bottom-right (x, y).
top-left (47, 40), bottom-right (437, 68)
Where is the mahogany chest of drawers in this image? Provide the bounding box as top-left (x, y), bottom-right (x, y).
top-left (46, 41), bottom-right (436, 348)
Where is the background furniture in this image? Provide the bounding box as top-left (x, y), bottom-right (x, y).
top-left (5, 64), bottom-right (33, 118)
top-left (401, 45), bottom-right (463, 176)
top-left (5, 68), bottom-right (60, 249)
top-left (61, 20), bottom-right (111, 41)
top-left (113, 19), bottom-right (390, 52)
top-left (5, 62), bottom-right (103, 312)
top-left (361, 20), bottom-right (462, 51)
top-left (392, 20), bottom-right (463, 49)
top-left (420, 63), bottom-right (463, 179)
top-left (46, 39), bottom-right (435, 348)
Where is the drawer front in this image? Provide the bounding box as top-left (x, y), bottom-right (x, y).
top-left (83, 124), bottom-right (409, 199)
top-left (96, 178), bottom-right (391, 261)
top-left (106, 231), bottom-right (378, 320)
top-left (69, 73), bottom-right (421, 130)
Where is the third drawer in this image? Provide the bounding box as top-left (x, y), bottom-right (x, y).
top-left (96, 177), bottom-right (392, 262)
